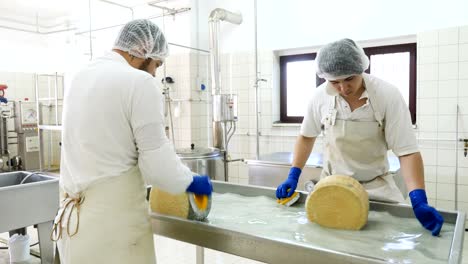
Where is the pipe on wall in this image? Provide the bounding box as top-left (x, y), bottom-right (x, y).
top-left (208, 8), bottom-right (242, 150)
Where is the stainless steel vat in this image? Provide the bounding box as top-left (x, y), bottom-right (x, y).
top-left (245, 152), bottom-right (401, 191)
top-left (177, 144), bottom-right (225, 181)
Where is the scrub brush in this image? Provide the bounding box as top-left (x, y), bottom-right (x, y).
top-left (187, 193), bottom-right (212, 221)
top-left (277, 189), bottom-right (300, 206)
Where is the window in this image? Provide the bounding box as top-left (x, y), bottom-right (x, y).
top-left (279, 43), bottom-right (417, 124)
top-left (279, 54), bottom-right (320, 123)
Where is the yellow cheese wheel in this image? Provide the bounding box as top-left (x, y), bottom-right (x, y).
top-left (149, 188), bottom-right (211, 221)
top-left (150, 188), bottom-right (190, 218)
top-left (305, 175), bottom-right (369, 230)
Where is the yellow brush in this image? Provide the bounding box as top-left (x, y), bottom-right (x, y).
top-left (277, 189), bottom-right (300, 206)
top-left (188, 193), bottom-right (211, 221)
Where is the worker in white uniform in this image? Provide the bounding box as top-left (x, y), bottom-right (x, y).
top-left (54, 19), bottom-right (212, 263)
top-left (276, 38), bottom-right (444, 236)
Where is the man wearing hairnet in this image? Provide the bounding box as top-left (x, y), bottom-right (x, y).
top-left (55, 19), bottom-right (212, 263)
top-left (276, 39), bottom-right (444, 236)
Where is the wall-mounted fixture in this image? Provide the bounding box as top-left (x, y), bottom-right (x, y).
top-left (459, 138), bottom-right (468, 157)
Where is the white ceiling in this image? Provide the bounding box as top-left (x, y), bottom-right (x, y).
top-left (0, 0), bottom-right (188, 30)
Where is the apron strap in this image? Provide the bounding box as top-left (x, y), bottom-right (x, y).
top-left (365, 81), bottom-right (384, 127)
top-left (51, 193), bottom-right (85, 242)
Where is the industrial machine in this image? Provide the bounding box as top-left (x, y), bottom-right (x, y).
top-left (0, 101), bottom-right (40, 172)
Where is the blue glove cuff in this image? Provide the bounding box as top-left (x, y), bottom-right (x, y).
top-left (287, 167), bottom-right (302, 181)
top-left (409, 189), bottom-right (428, 207)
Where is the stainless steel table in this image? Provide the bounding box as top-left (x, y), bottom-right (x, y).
top-left (151, 181), bottom-right (465, 264)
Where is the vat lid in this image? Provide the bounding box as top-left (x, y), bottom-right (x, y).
top-left (176, 144), bottom-right (222, 159)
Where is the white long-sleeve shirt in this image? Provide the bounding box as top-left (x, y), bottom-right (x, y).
top-left (60, 51), bottom-right (193, 195)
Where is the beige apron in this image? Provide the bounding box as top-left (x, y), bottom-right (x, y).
top-left (52, 166), bottom-right (156, 264)
top-left (318, 84), bottom-right (405, 203)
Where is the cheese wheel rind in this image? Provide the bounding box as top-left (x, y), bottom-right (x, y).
top-left (305, 175), bottom-right (369, 230)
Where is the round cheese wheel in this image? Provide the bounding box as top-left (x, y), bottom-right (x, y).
top-left (305, 175), bottom-right (369, 230)
top-left (149, 188), bottom-right (211, 221)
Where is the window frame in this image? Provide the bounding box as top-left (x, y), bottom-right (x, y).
top-left (279, 43), bottom-right (417, 124)
top-left (279, 53), bottom-right (317, 123)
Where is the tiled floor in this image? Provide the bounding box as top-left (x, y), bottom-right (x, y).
top-left (0, 230), bottom-right (467, 263)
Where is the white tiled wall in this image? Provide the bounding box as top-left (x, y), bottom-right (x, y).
top-left (417, 25), bottom-right (468, 222)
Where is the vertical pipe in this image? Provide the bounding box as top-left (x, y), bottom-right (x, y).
top-left (455, 104), bottom-right (459, 210)
top-left (54, 73), bottom-right (59, 126)
top-left (47, 76), bottom-right (52, 170)
top-left (208, 9), bottom-right (243, 181)
top-left (254, 0), bottom-right (260, 160)
top-left (88, 0), bottom-right (93, 60)
top-left (35, 75), bottom-right (44, 171)
top-left (209, 21), bottom-right (220, 95)
top-left (195, 246), bottom-right (204, 264)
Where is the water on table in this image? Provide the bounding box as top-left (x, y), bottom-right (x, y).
top-left (206, 193), bottom-right (454, 263)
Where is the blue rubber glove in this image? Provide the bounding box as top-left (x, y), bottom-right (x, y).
top-left (186, 175), bottom-right (213, 195)
top-left (276, 167), bottom-right (301, 199)
top-left (409, 189), bottom-right (444, 236)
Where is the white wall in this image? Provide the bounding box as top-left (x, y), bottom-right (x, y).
top-left (416, 26), bottom-right (468, 214)
top-left (195, 0), bottom-right (468, 51)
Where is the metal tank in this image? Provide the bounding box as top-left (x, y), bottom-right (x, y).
top-left (177, 144), bottom-right (225, 181)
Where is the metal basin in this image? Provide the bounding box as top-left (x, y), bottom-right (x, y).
top-left (0, 171), bottom-right (59, 264)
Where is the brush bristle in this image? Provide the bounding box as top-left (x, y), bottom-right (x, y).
top-left (277, 191), bottom-right (300, 206)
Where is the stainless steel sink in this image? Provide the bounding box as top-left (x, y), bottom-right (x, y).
top-left (0, 171), bottom-right (59, 264)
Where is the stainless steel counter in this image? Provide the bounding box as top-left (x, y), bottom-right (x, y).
top-left (245, 152), bottom-right (400, 191)
top-left (151, 181), bottom-right (465, 264)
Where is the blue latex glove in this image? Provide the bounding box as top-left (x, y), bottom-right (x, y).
top-left (276, 167), bottom-right (301, 199)
top-left (186, 175), bottom-right (213, 195)
top-left (409, 189), bottom-right (444, 236)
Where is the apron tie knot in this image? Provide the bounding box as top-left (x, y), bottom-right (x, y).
top-left (51, 193), bottom-right (85, 241)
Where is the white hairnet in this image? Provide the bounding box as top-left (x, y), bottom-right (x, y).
top-left (315, 38), bottom-right (369, 80)
top-left (113, 19), bottom-right (168, 61)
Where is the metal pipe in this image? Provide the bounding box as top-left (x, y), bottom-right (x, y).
top-left (98, 0), bottom-right (134, 19)
top-left (54, 73), bottom-right (59, 126)
top-left (455, 104), bottom-right (459, 210)
top-left (0, 16), bottom-right (71, 29)
top-left (209, 20), bottom-right (220, 95)
top-left (208, 8), bottom-right (242, 96)
top-left (207, 8), bottom-right (242, 182)
top-left (35, 75), bottom-right (44, 171)
top-left (254, 0), bottom-right (259, 160)
top-left (74, 8), bottom-right (190, 35)
top-left (165, 90), bottom-right (176, 146)
top-left (208, 8), bottom-right (243, 24)
top-left (148, 3), bottom-right (177, 14)
top-left (0, 24), bottom-right (78, 35)
top-left (167, 42), bottom-right (209, 53)
top-left (88, 0), bottom-right (93, 60)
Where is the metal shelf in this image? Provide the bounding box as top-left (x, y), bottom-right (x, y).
top-left (35, 73), bottom-right (64, 171)
top-left (38, 125), bottom-right (62, 131)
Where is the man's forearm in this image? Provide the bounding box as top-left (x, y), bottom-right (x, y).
top-left (399, 152), bottom-right (425, 192)
top-left (292, 135), bottom-right (316, 169)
